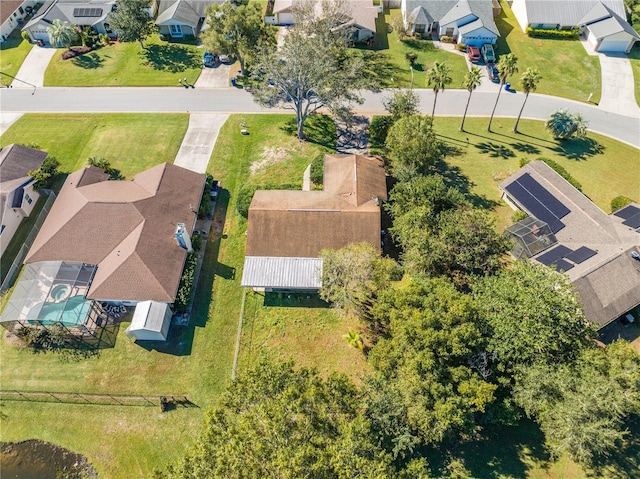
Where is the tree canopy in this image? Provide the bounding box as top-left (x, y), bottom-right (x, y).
top-left (473, 260), bottom-right (596, 370)
top-left (383, 89), bottom-right (420, 122)
top-left (159, 361), bottom-right (427, 479)
top-left (319, 242), bottom-right (402, 317)
top-left (514, 341), bottom-right (640, 466)
top-left (545, 109), bottom-right (589, 140)
top-left (368, 277), bottom-right (497, 445)
top-left (107, 0), bottom-right (156, 48)
top-left (202, 1), bottom-right (275, 76)
top-left (47, 19), bottom-right (77, 49)
top-left (384, 116), bottom-right (443, 181)
top-left (250, 4), bottom-right (369, 139)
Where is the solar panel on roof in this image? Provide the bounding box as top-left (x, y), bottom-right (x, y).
top-left (622, 213), bottom-right (640, 229)
top-left (73, 7), bottom-right (103, 17)
top-left (517, 174), bottom-right (570, 219)
top-left (564, 246), bottom-right (597, 264)
top-left (535, 245), bottom-right (573, 266)
top-left (504, 182), bottom-right (566, 233)
top-left (613, 205), bottom-right (640, 219)
top-left (552, 259), bottom-right (574, 272)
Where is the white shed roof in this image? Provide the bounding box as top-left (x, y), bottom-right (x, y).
top-left (241, 257), bottom-right (323, 289)
top-left (129, 301), bottom-right (170, 333)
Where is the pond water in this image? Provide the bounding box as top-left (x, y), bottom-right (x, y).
top-left (0, 440), bottom-right (98, 479)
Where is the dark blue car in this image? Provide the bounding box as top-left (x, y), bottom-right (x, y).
top-left (487, 64), bottom-right (499, 83)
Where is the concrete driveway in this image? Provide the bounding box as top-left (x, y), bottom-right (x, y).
top-left (11, 46), bottom-right (57, 88)
top-left (173, 113), bottom-right (229, 173)
top-left (194, 64), bottom-right (231, 88)
top-left (598, 53), bottom-right (640, 118)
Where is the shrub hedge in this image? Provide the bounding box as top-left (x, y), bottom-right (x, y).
top-left (611, 195), bottom-right (634, 213)
top-left (526, 27), bottom-right (579, 39)
top-left (174, 252), bottom-right (198, 313)
top-left (310, 153), bottom-right (324, 186)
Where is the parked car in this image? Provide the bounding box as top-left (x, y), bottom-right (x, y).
top-left (486, 64), bottom-right (499, 82)
top-left (467, 46), bottom-right (481, 63)
top-left (219, 54), bottom-right (234, 64)
top-left (203, 51), bottom-right (216, 68)
top-left (481, 44), bottom-right (496, 64)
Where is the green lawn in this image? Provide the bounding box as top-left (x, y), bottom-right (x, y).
top-left (44, 35), bottom-right (203, 86)
top-left (363, 9), bottom-right (469, 89)
top-left (494, 0), bottom-right (601, 103)
top-left (0, 31), bottom-right (33, 83)
top-left (628, 42), bottom-right (640, 106)
top-left (0, 113), bottom-right (189, 180)
top-left (427, 116), bottom-right (640, 229)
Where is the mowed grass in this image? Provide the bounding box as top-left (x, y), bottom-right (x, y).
top-left (0, 113), bottom-right (189, 179)
top-left (628, 43), bottom-right (640, 105)
top-left (428, 117), bottom-right (640, 229)
top-left (363, 9), bottom-right (469, 89)
top-left (44, 34), bottom-right (202, 86)
top-left (494, 0), bottom-right (601, 103)
top-left (0, 31), bottom-right (33, 82)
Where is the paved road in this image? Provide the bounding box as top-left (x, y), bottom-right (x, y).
top-left (1, 86), bottom-right (639, 148)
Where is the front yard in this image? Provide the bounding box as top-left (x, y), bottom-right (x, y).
top-left (494, 0), bottom-right (602, 103)
top-left (43, 34), bottom-right (203, 86)
top-left (628, 42), bottom-right (640, 105)
top-left (0, 31), bottom-right (33, 82)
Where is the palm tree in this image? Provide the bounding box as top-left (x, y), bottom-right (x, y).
top-left (487, 53), bottom-right (518, 132)
top-left (513, 68), bottom-right (542, 132)
top-left (47, 19), bottom-right (77, 50)
top-left (342, 330), bottom-right (363, 350)
top-left (460, 66), bottom-right (482, 132)
top-left (426, 61), bottom-right (452, 118)
top-left (545, 109), bottom-right (588, 140)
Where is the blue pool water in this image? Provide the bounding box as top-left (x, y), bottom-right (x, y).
top-left (36, 296), bottom-right (91, 326)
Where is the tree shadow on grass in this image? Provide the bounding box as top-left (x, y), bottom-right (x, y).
top-left (434, 420), bottom-right (550, 479)
top-left (476, 141), bottom-right (516, 159)
top-left (303, 115), bottom-right (337, 149)
top-left (140, 44), bottom-right (200, 73)
top-left (512, 142), bottom-right (540, 155)
top-left (433, 158), bottom-right (500, 210)
top-left (263, 292), bottom-right (330, 308)
top-left (550, 137), bottom-right (605, 161)
top-left (71, 52), bottom-right (104, 69)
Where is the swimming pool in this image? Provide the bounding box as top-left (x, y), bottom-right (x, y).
top-left (30, 296), bottom-right (92, 327)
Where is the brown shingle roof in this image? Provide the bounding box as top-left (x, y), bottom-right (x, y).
top-left (25, 163), bottom-right (205, 302)
top-left (0, 1), bottom-right (23, 25)
top-left (246, 154), bottom-right (386, 258)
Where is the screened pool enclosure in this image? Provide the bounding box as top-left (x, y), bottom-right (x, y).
top-left (503, 217), bottom-right (558, 259)
top-left (0, 261), bottom-right (115, 348)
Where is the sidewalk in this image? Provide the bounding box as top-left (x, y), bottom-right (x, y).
top-left (11, 45), bottom-right (57, 88)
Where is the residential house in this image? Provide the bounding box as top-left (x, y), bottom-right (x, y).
top-left (241, 154), bottom-right (387, 292)
top-left (0, 1), bottom-right (39, 43)
top-left (0, 163), bottom-right (205, 343)
top-left (22, 0), bottom-right (116, 45)
top-left (0, 144), bottom-right (48, 258)
top-left (500, 161), bottom-right (640, 328)
top-left (511, 0), bottom-right (638, 52)
top-left (155, 0), bottom-right (220, 38)
top-left (264, 0), bottom-right (379, 41)
top-left (402, 0), bottom-right (499, 46)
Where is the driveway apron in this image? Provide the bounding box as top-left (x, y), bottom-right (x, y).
top-left (598, 53), bottom-right (640, 118)
top-left (11, 46), bottom-right (57, 88)
top-left (194, 64), bottom-right (231, 88)
top-left (173, 113), bottom-right (229, 173)
top-left (0, 112), bottom-right (23, 136)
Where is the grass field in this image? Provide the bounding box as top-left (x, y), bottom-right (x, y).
top-left (362, 9), bottom-right (470, 89)
top-left (494, 0), bottom-right (601, 103)
top-left (44, 35), bottom-right (202, 87)
top-left (0, 31), bottom-right (33, 83)
top-left (0, 113), bottom-right (189, 181)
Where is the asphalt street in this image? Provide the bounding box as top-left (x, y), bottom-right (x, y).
top-left (1, 86), bottom-right (639, 148)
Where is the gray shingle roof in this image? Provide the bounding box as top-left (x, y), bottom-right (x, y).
top-left (156, 0), bottom-right (216, 27)
top-left (500, 161), bottom-right (640, 328)
top-left (24, 0), bottom-right (114, 30)
top-left (519, 0), bottom-right (626, 27)
top-left (581, 5), bottom-right (640, 40)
